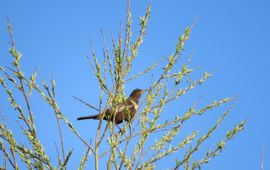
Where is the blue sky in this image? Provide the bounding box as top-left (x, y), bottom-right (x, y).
top-left (0, 0), bottom-right (270, 169)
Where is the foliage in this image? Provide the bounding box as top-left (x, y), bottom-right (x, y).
top-left (0, 1), bottom-right (245, 169)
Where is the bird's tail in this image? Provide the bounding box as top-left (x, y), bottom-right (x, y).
top-left (77, 114), bottom-right (99, 121)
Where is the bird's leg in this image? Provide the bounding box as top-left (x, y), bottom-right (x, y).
top-left (118, 124), bottom-right (125, 134)
top-left (116, 124), bottom-right (122, 131)
top-left (128, 122), bottom-right (132, 134)
top-left (117, 121), bottom-right (132, 135)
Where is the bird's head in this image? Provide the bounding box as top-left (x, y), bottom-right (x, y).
top-left (129, 88), bottom-right (147, 102)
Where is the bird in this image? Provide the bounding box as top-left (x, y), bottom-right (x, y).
top-left (77, 89), bottom-right (147, 124)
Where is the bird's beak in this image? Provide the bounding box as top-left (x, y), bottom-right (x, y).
top-left (141, 89), bottom-right (147, 94)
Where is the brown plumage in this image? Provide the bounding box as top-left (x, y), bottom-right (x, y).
top-left (77, 89), bottom-right (146, 124)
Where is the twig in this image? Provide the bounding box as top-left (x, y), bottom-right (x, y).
top-left (261, 144), bottom-right (264, 170)
top-left (73, 96), bottom-right (100, 112)
top-left (7, 18), bottom-right (15, 48)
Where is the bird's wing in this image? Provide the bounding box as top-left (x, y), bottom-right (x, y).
top-left (129, 99), bottom-right (139, 111)
top-left (108, 100), bottom-right (137, 113)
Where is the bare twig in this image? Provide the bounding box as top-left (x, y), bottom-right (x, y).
top-left (261, 144), bottom-right (264, 170)
top-left (73, 96), bottom-right (100, 112)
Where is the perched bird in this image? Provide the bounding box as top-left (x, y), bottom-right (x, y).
top-left (77, 89), bottom-right (147, 124)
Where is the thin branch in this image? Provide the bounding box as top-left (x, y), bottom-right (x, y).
top-left (261, 144), bottom-right (264, 170)
top-left (7, 18), bottom-right (15, 48)
top-left (73, 96), bottom-right (100, 112)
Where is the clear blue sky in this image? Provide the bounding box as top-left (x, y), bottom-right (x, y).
top-left (0, 0), bottom-right (269, 169)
